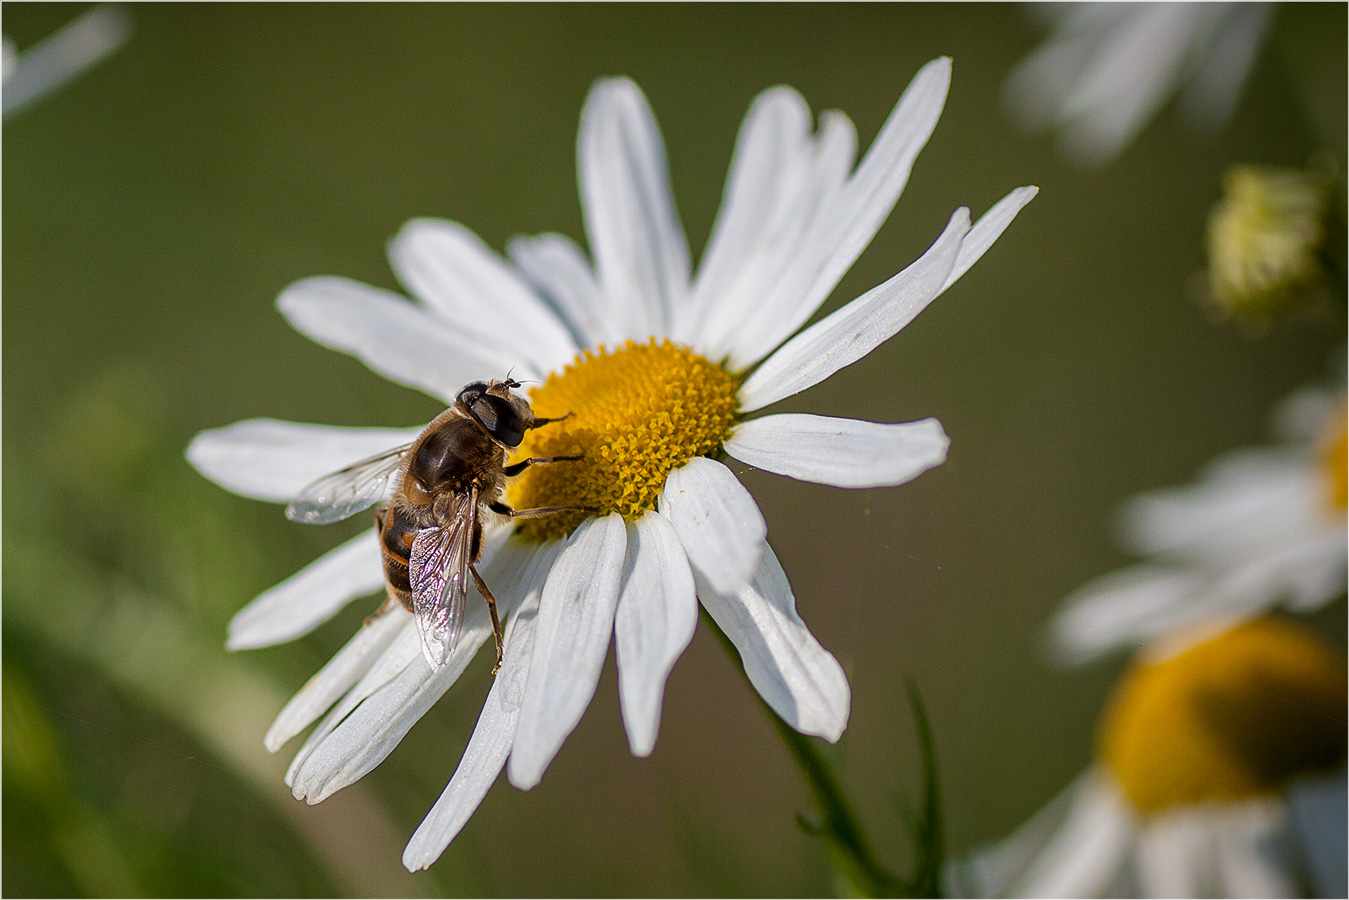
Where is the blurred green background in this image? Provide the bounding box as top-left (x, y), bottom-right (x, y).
top-left (4, 3), bottom-right (1345, 896)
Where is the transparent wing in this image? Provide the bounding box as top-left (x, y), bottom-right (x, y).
top-left (284, 443), bottom-right (411, 524)
top-left (409, 487), bottom-right (477, 668)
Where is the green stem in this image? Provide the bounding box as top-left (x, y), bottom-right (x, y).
top-left (704, 609), bottom-right (903, 898)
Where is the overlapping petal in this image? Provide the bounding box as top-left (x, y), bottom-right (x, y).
top-left (389, 218), bottom-right (578, 373)
top-left (186, 418), bottom-right (421, 502)
top-left (508, 514), bottom-right (628, 789)
top-left (613, 512), bottom-right (698, 757)
top-left (506, 232), bottom-right (609, 347)
top-left (579, 78), bottom-right (691, 340)
top-left (278, 276), bottom-right (531, 401)
top-left (695, 542), bottom-right (849, 741)
top-left (659, 457), bottom-right (766, 595)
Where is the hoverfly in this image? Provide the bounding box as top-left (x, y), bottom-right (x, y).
top-left (286, 379), bottom-right (587, 671)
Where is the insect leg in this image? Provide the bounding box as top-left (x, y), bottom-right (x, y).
top-left (528, 411), bottom-right (572, 428)
top-left (502, 455), bottom-right (583, 477)
top-left (489, 500), bottom-right (598, 518)
top-left (469, 565), bottom-right (505, 674)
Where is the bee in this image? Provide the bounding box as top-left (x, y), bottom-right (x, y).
top-left (286, 378), bottom-right (586, 672)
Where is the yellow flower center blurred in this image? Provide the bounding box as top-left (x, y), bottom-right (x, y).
top-left (1321, 401), bottom-right (1347, 514)
top-left (507, 339), bottom-right (742, 541)
top-left (1098, 619), bottom-right (1347, 815)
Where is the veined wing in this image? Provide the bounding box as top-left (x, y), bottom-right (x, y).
top-left (285, 443), bottom-right (411, 524)
top-left (409, 486), bottom-right (477, 668)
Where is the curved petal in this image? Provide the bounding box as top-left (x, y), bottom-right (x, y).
top-left (738, 208), bottom-right (968, 413)
top-left (506, 232), bottom-right (610, 349)
top-left (278, 276), bottom-right (533, 404)
top-left (678, 87), bottom-right (855, 346)
top-left (1178, 3), bottom-right (1270, 131)
top-left (2, 4), bottom-right (131, 118)
top-left (941, 185), bottom-right (1038, 293)
top-left (659, 457), bottom-right (766, 596)
top-left (724, 414), bottom-right (948, 489)
top-left (508, 514), bottom-right (627, 790)
top-left (695, 541), bottom-right (849, 741)
top-left (579, 78), bottom-right (691, 339)
top-left (614, 511), bottom-right (698, 757)
top-left (187, 418), bottom-right (421, 503)
top-left (228, 529), bottom-right (386, 650)
top-left (388, 219), bottom-right (577, 373)
top-left (1010, 772), bottom-right (1137, 898)
top-left (288, 606), bottom-right (491, 803)
top-left (719, 58), bottom-right (953, 369)
top-left (402, 540), bottom-right (561, 871)
top-left (264, 605), bottom-right (411, 751)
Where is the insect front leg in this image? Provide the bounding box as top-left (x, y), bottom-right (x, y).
top-left (502, 454), bottom-right (583, 477)
top-left (489, 499), bottom-right (599, 518)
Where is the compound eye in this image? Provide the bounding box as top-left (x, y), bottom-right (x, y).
top-left (457, 381), bottom-right (488, 404)
top-left (471, 394), bottom-right (526, 447)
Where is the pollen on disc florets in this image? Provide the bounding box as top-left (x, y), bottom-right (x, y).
top-left (506, 339), bottom-right (742, 541)
top-left (1097, 619), bottom-right (1347, 815)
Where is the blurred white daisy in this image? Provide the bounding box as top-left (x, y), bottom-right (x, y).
top-left (952, 617), bottom-right (1348, 898)
top-left (188, 59), bottom-right (1036, 870)
top-left (1004, 3), bottom-right (1272, 165)
top-left (3, 4), bottom-right (130, 118)
top-left (1050, 381), bottom-right (1347, 666)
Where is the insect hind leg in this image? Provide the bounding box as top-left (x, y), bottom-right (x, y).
top-left (470, 565), bottom-right (505, 674)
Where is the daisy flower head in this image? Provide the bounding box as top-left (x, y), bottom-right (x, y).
top-left (1004, 3), bottom-right (1272, 166)
top-left (1049, 380), bottom-right (1348, 667)
top-left (3, 4), bottom-right (130, 119)
top-left (187, 59), bottom-right (1036, 870)
top-left (952, 617), bottom-right (1347, 899)
top-left (1205, 164), bottom-right (1339, 326)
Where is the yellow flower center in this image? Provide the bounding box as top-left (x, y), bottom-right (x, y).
top-left (507, 339), bottom-right (742, 541)
top-left (1321, 401), bottom-right (1347, 514)
top-left (1098, 619), bottom-right (1347, 815)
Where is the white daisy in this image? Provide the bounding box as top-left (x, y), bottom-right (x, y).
top-left (1049, 381), bottom-right (1347, 666)
top-left (1004, 2), bottom-right (1272, 165)
top-left (188, 59), bottom-right (1036, 871)
top-left (3, 4), bottom-right (130, 118)
top-left (951, 618), bottom-right (1348, 899)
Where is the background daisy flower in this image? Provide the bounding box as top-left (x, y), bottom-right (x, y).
top-left (188, 58), bottom-right (1035, 869)
top-left (1004, 3), bottom-right (1272, 165)
top-left (1049, 380), bottom-right (1347, 666)
top-left (953, 617), bottom-right (1348, 898)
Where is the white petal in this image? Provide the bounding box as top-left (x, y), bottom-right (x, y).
top-left (506, 232), bottom-right (609, 348)
top-left (289, 606), bottom-right (491, 803)
top-left (720, 58), bottom-right (953, 369)
top-left (695, 541), bottom-right (849, 741)
top-left (388, 219), bottom-right (577, 373)
top-left (1135, 809), bottom-right (1216, 898)
top-left (508, 514), bottom-right (627, 790)
top-left (1178, 3), bottom-right (1270, 131)
top-left (679, 88), bottom-right (855, 346)
top-left (1288, 771), bottom-right (1349, 899)
top-left (1012, 771), bottom-right (1137, 898)
top-left (1048, 564), bottom-right (1204, 666)
top-left (739, 208), bottom-right (968, 413)
top-left (613, 512), bottom-right (698, 757)
top-left (2, 4), bottom-right (131, 118)
top-left (942, 186), bottom-right (1039, 293)
top-left (1212, 798), bottom-right (1299, 899)
top-left (228, 529), bottom-right (386, 650)
top-left (277, 276), bottom-right (532, 404)
top-left (724, 414), bottom-right (948, 489)
top-left (401, 540), bottom-right (561, 871)
top-left (264, 605), bottom-right (410, 752)
top-left (187, 418), bottom-right (421, 502)
top-left (579, 78), bottom-right (691, 339)
top-left (659, 457), bottom-right (766, 596)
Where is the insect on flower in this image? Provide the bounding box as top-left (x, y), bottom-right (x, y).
top-left (285, 378), bottom-right (590, 671)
